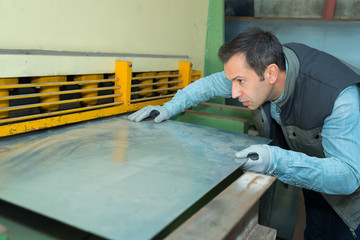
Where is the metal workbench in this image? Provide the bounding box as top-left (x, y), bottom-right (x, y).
top-left (0, 115), bottom-right (272, 239)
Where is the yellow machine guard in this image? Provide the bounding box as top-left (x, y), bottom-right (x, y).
top-left (0, 61), bottom-right (202, 137)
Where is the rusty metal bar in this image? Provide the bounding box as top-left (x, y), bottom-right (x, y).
top-left (131, 86), bottom-right (182, 95)
top-left (0, 93), bottom-right (123, 113)
top-left (165, 173), bottom-right (276, 240)
top-left (191, 73), bottom-right (201, 77)
top-left (131, 80), bottom-right (183, 88)
top-left (0, 86), bottom-right (121, 101)
top-left (0, 78), bottom-right (118, 89)
top-left (0, 102), bottom-right (123, 124)
top-left (132, 74), bottom-right (181, 80)
top-left (130, 94), bottom-right (176, 103)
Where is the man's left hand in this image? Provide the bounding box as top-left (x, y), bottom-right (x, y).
top-left (235, 144), bottom-right (271, 174)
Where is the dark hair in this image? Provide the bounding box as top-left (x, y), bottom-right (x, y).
top-left (218, 27), bottom-right (286, 80)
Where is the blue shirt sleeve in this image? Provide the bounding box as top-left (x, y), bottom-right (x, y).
top-left (267, 85), bottom-right (360, 195)
top-left (163, 71), bottom-right (232, 116)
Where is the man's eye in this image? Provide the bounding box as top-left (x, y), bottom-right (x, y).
top-left (238, 79), bottom-right (244, 84)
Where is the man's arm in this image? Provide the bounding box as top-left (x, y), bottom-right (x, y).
top-left (129, 71), bottom-right (232, 122)
top-left (164, 71), bottom-right (232, 116)
top-left (267, 85), bottom-right (360, 195)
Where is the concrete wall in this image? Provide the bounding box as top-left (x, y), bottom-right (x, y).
top-left (226, 19), bottom-right (360, 68)
top-left (335, 0), bottom-right (360, 18)
top-left (226, 0), bottom-right (360, 19)
top-left (254, 0), bottom-right (323, 18)
top-left (0, 0), bottom-right (209, 77)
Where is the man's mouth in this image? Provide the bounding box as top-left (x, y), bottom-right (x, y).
top-left (241, 101), bottom-right (250, 106)
top-left (239, 99), bottom-right (250, 106)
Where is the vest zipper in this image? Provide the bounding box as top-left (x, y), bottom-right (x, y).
top-left (277, 110), bottom-right (293, 150)
top-left (350, 228), bottom-right (357, 238)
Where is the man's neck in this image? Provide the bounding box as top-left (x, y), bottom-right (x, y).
top-left (272, 70), bottom-right (287, 102)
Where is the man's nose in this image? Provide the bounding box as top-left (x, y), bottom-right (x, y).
top-left (232, 84), bottom-right (242, 98)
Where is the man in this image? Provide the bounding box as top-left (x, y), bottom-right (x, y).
top-left (128, 28), bottom-right (360, 239)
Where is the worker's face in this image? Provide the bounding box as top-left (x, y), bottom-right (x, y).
top-left (224, 53), bottom-right (273, 110)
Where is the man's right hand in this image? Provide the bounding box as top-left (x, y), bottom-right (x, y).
top-left (128, 105), bottom-right (170, 123)
top-left (235, 144), bottom-right (271, 174)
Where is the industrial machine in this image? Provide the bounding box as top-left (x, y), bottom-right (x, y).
top-left (0, 61), bottom-right (200, 137)
top-left (0, 61), bottom-right (276, 239)
top-left (0, 1), bottom-right (277, 239)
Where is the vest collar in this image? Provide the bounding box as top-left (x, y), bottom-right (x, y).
top-left (276, 46), bottom-right (299, 107)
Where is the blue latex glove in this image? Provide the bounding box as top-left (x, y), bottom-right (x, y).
top-left (128, 105), bottom-right (170, 123)
top-left (235, 144), bottom-right (271, 174)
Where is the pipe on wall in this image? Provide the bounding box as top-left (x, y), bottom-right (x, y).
top-left (323, 0), bottom-right (337, 18)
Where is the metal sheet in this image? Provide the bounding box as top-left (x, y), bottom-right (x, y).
top-left (0, 115), bottom-right (270, 239)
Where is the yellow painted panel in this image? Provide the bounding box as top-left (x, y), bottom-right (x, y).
top-left (0, 78), bottom-right (18, 118)
top-left (32, 76), bottom-right (67, 111)
top-left (115, 61), bottom-right (132, 106)
top-left (156, 71), bottom-right (171, 95)
top-left (192, 70), bottom-right (203, 82)
top-left (179, 61), bottom-right (192, 88)
top-left (134, 72), bottom-right (153, 97)
top-left (0, 106), bottom-right (128, 137)
top-left (74, 74), bottom-right (103, 106)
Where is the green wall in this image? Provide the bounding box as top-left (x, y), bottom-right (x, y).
top-left (204, 0), bottom-right (225, 77)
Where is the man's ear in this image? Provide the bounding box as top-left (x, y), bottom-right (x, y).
top-left (265, 64), bottom-right (279, 85)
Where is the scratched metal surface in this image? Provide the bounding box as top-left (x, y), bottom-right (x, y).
top-left (0, 115), bottom-right (270, 239)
